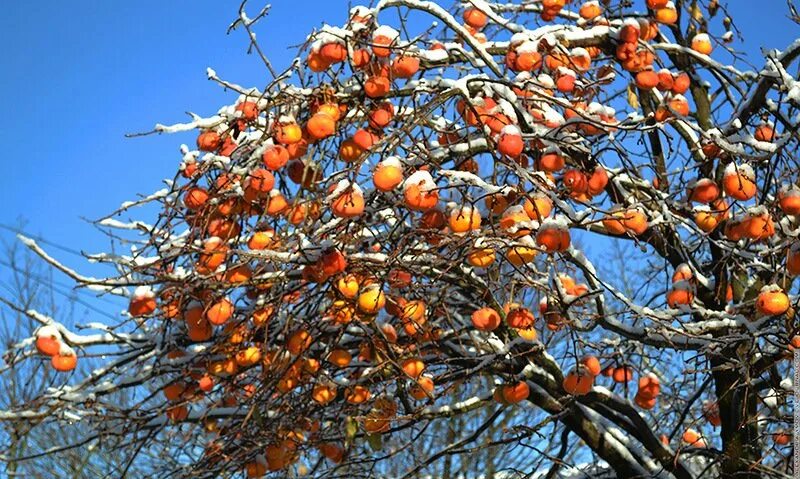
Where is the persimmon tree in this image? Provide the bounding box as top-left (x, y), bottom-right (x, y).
top-left (4, 0), bottom-right (800, 477)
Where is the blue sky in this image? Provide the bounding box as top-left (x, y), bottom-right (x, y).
top-left (1, 1), bottom-right (797, 315)
top-left (1, 1), bottom-right (341, 299)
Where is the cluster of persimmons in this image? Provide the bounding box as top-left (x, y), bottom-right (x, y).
top-left (28, 0), bottom-right (800, 474)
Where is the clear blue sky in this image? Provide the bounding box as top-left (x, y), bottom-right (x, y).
top-left (0, 1), bottom-right (342, 295)
top-left (1, 1), bottom-right (797, 314)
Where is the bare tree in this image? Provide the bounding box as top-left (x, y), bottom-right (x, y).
top-left (0, 225), bottom-right (150, 478)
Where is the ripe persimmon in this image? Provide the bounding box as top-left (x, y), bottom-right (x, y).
top-left (307, 51), bottom-right (331, 72)
top-left (319, 43), bottom-right (347, 64)
top-left (562, 169), bottom-right (588, 197)
top-left (225, 264), bottom-right (251, 284)
top-left (471, 307), bottom-right (501, 331)
top-left (668, 95), bottom-right (690, 116)
top-left (245, 461), bottom-right (267, 478)
top-left (313, 101), bottom-right (340, 120)
top-left (266, 191), bottom-right (289, 216)
top-left (365, 76), bottom-right (391, 98)
top-left (703, 401), bottom-right (721, 427)
top-left (339, 138), bottom-right (365, 162)
top-left (353, 128), bottom-right (380, 150)
top-left (497, 125), bottom-right (524, 158)
top-left (536, 220), bottom-right (570, 253)
top-left (265, 441), bottom-right (296, 470)
top-left (36, 326), bottom-right (61, 357)
top-left (585, 166), bottom-right (609, 196)
top-left (501, 381), bottom-right (530, 404)
top-left (774, 431), bottom-right (792, 446)
top-left (682, 428), bottom-right (706, 447)
top-left (336, 274), bottom-right (360, 299)
top-left (506, 243), bottom-right (538, 265)
top-left (667, 282), bottom-right (694, 308)
top-left (286, 330), bottom-right (312, 355)
top-left (635, 70), bottom-right (659, 90)
top-left (723, 219), bottom-right (745, 242)
top-left (612, 365), bottom-right (633, 383)
top-left (449, 206), bottom-right (481, 233)
top-left (372, 29), bottom-right (396, 58)
top-left (778, 185), bottom-right (800, 215)
top-left (618, 22), bottom-right (640, 43)
top-left (537, 149), bottom-right (565, 173)
top-left (401, 357), bottom-right (425, 378)
top-left (186, 306), bottom-right (213, 342)
top-left (208, 357), bottom-right (237, 377)
top-left (328, 349), bottom-right (352, 368)
top-left (331, 188), bottom-right (365, 218)
top-left (672, 263), bottom-right (693, 283)
top-left (184, 187), bottom-right (209, 210)
top-left (403, 174), bottom-right (439, 211)
top-left (197, 130), bottom-right (222, 152)
top-left (463, 8), bottom-right (487, 28)
top-left (694, 207), bottom-right (719, 233)
top-left (248, 229), bottom-right (276, 250)
top-left (345, 385), bottom-right (371, 404)
top-left (235, 101), bottom-right (259, 121)
top-left (691, 34), bottom-right (713, 55)
top-left (621, 209), bottom-right (648, 235)
top-left (286, 137), bottom-right (308, 159)
top-left (743, 208), bottom-right (774, 241)
top-left (514, 51), bottom-right (542, 72)
top-left (467, 247), bottom-right (495, 267)
top-left (755, 122), bottom-right (776, 142)
top-left (129, 286), bottom-right (157, 317)
top-left (756, 286), bottom-right (790, 316)
top-left (52, 347), bottom-right (77, 372)
top-left (506, 306), bottom-right (535, 329)
top-left (654, 4), bottom-right (678, 24)
top-left (306, 113), bottom-right (336, 141)
top-left (722, 163), bottom-right (756, 201)
top-left (163, 382), bottom-right (188, 402)
top-left (319, 443), bottom-right (344, 463)
top-left (198, 375), bottom-right (214, 392)
top-left (349, 47), bottom-right (371, 68)
top-left (579, 1), bottom-right (602, 20)
top-left (634, 393), bottom-right (657, 409)
top-left (392, 55), bottom-right (420, 78)
top-left (206, 297), bottom-right (234, 325)
top-left (688, 178), bottom-right (719, 203)
top-left (409, 376), bottom-right (434, 400)
top-left (320, 249), bottom-right (347, 277)
top-left (357, 285), bottom-right (386, 314)
top-left (287, 159), bottom-right (321, 188)
top-left (247, 168), bottom-right (275, 193)
top-left (482, 183), bottom-right (512, 205)
top-left (581, 355), bottom-right (602, 377)
top-left (562, 369), bottom-right (593, 395)
top-left (672, 72), bottom-right (691, 94)
top-left (368, 102), bottom-right (394, 129)
top-left (235, 346), bottom-right (262, 367)
top-left (637, 373), bottom-right (661, 399)
top-left (275, 121), bottom-right (303, 145)
top-left (399, 300), bottom-right (426, 324)
top-left (523, 195), bottom-right (553, 221)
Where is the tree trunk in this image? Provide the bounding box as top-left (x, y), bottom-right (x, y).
top-left (712, 355), bottom-right (761, 478)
